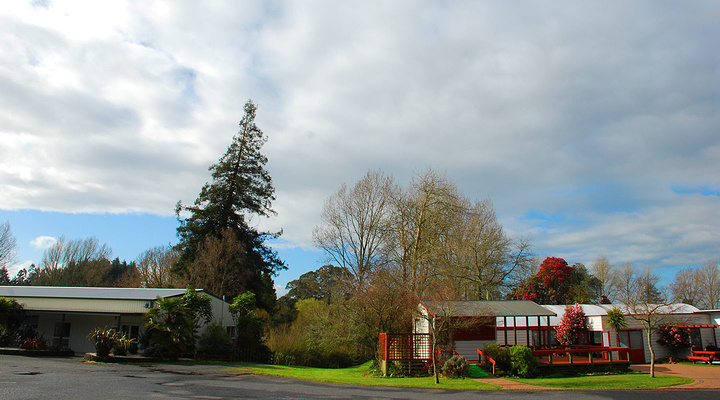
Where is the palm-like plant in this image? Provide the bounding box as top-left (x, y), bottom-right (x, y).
top-left (606, 307), bottom-right (627, 345)
top-left (87, 326), bottom-right (117, 357)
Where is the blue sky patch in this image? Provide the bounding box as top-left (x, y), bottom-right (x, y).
top-left (672, 186), bottom-right (720, 197)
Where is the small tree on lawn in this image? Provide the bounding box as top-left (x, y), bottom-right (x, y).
top-left (619, 267), bottom-right (677, 377)
top-left (556, 304), bottom-right (586, 347)
top-left (417, 301), bottom-right (455, 384)
top-left (417, 298), bottom-right (490, 384)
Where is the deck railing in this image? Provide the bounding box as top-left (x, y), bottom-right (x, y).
top-left (531, 345), bottom-right (631, 365)
top-left (476, 348), bottom-right (497, 375)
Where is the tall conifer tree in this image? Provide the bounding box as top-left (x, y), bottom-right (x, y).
top-left (175, 100), bottom-right (284, 309)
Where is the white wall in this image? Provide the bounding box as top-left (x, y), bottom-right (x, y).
top-left (455, 340), bottom-right (494, 361)
top-left (31, 312), bottom-right (142, 354)
top-left (204, 295), bottom-right (234, 335)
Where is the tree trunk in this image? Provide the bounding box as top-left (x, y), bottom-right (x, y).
top-left (647, 329), bottom-right (655, 378)
top-left (432, 317), bottom-right (439, 384)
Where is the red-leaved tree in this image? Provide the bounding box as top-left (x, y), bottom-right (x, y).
top-left (555, 304), bottom-right (586, 347)
top-left (513, 257), bottom-right (574, 304)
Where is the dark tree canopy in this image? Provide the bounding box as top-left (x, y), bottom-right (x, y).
top-left (175, 100), bottom-right (284, 310)
top-left (0, 266), bottom-right (10, 285)
top-left (285, 264), bottom-right (350, 303)
top-left (511, 257), bottom-right (601, 304)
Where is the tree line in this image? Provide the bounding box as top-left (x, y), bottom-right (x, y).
top-left (2, 99), bottom-right (720, 368)
top-left (313, 169), bottom-right (533, 300)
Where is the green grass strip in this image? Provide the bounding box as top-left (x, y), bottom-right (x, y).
top-left (468, 364), bottom-right (491, 378)
top-left (510, 373), bottom-right (693, 389)
top-left (230, 362), bottom-right (501, 390)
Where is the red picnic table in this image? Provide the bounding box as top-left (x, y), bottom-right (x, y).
top-left (688, 350), bottom-right (720, 364)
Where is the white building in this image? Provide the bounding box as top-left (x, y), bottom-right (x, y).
top-left (415, 300), bottom-right (556, 361)
top-left (415, 301), bottom-right (720, 364)
top-left (0, 286), bottom-right (233, 354)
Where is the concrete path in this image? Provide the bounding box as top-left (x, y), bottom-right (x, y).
top-left (476, 363), bottom-right (720, 390)
top-left (631, 363), bottom-right (720, 389)
top-left (474, 376), bottom-right (556, 390)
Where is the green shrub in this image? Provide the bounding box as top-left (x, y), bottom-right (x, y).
top-left (128, 338), bottom-right (139, 354)
top-left (112, 332), bottom-right (133, 356)
top-left (198, 322), bottom-right (232, 359)
top-left (442, 354), bottom-right (470, 378)
top-left (367, 359), bottom-right (382, 376)
top-left (272, 350), bottom-right (297, 366)
top-left (269, 346), bottom-right (356, 368)
top-left (87, 326), bottom-right (117, 357)
top-left (141, 343), bottom-right (169, 359)
top-left (0, 297), bottom-right (25, 331)
top-left (509, 345), bottom-right (539, 378)
top-left (0, 326), bottom-right (14, 346)
top-left (141, 291), bottom-right (207, 360)
top-left (0, 297), bottom-right (26, 346)
top-left (480, 343), bottom-right (511, 376)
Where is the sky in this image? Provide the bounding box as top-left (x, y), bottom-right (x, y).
top-left (1, 1), bottom-right (719, 295)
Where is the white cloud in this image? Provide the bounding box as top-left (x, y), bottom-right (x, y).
top-left (30, 236), bottom-right (56, 250)
top-left (275, 284), bottom-right (288, 298)
top-left (1, 1), bottom-right (720, 280)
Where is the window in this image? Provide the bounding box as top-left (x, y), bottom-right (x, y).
top-left (588, 331), bottom-right (605, 346)
top-left (121, 325), bottom-right (140, 340)
top-left (547, 329), bottom-right (558, 348)
top-left (531, 330), bottom-right (540, 348)
top-left (689, 328), bottom-right (702, 349)
top-left (53, 322), bottom-right (71, 347)
top-left (24, 315), bottom-right (39, 329)
top-left (226, 326), bottom-right (236, 338)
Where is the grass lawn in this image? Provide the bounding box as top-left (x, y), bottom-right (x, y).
top-left (678, 361), bottom-right (720, 367)
top-left (230, 362), bottom-right (501, 390)
top-left (510, 373), bottom-right (693, 389)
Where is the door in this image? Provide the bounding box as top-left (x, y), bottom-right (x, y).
top-left (618, 330), bottom-right (645, 363)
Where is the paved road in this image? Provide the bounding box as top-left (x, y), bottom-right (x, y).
top-left (1, 355), bottom-right (718, 400)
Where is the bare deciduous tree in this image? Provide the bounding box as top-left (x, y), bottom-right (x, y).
top-left (669, 267), bottom-right (701, 305)
top-left (697, 261), bottom-right (720, 309)
top-left (615, 262), bottom-right (636, 304)
top-left (450, 199), bottom-right (532, 300)
top-left (314, 169), bottom-right (533, 300)
top-left (618, 267), bottom-right (676, 378)
top-left (636, 266), bottom-right (663, 303)
top-left (0, 221), bottom-right (18, 270)
top-left (34, 236), bottom-right (112, 285)
top-left (136, 245), bottom-right (181, 288)
top-left (186, 228), bottom-right (251, 300)
top-left (591, 255), bottom-right (616, 302)
top-left (394, 170), bottom-right (462, 294)
top-left (313, 170), bottom-right (395, 286)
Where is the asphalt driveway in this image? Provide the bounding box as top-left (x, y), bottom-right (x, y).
top-left (2, 355), bottom-right (719, 399)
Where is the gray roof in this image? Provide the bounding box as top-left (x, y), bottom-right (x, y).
top-left (0, 286), bottom-right (195, 301)
top-left (420, 300), bottom-right (556, 317)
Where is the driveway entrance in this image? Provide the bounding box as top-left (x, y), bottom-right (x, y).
top-left (631, 363), bottom-right (720, 389)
